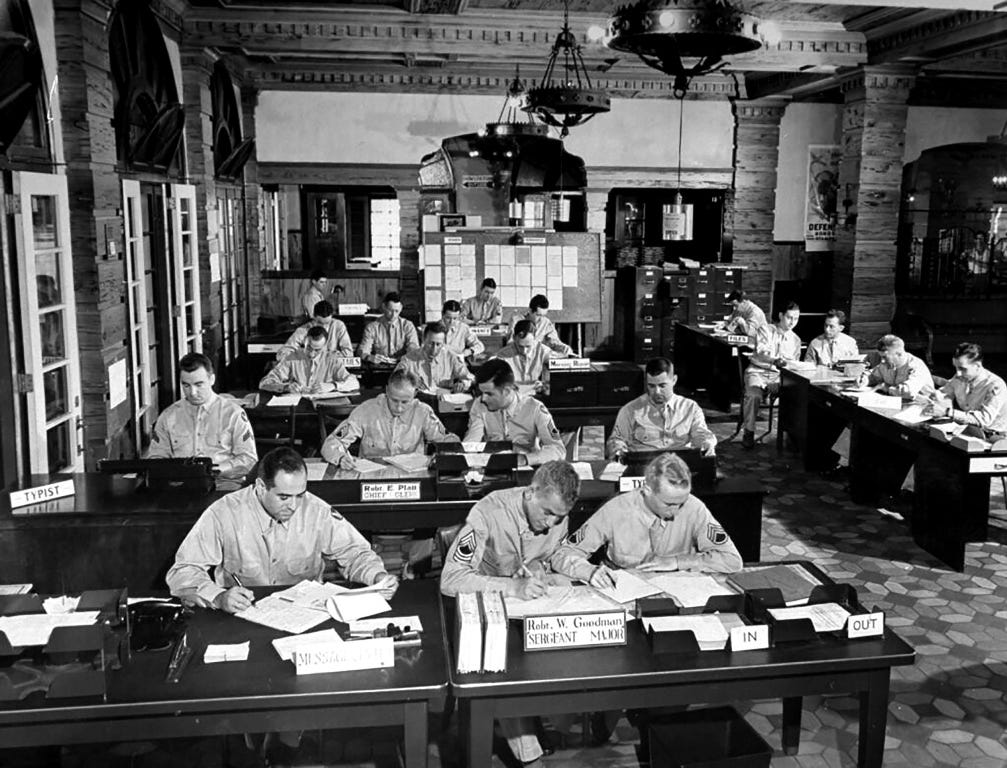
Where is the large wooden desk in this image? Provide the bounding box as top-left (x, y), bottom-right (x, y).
top-left (444, 591), bottom-right (914, 768)
top-left (673, 323), bottom-right (748, 412)
top-left (0, 581), bottom-right (445, 768)
top-left (777, 366), bottom-right (1007, 571)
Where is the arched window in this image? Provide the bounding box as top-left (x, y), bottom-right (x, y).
top-left (211, 61), bottom-right (254, 181)
top-left (0, 0), bottom-right (51, 164)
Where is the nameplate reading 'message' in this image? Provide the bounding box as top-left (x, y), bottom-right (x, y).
top-left (618, 476), bottom-right (645, 492)
top-left (548, 357), bottom-right (591, 371)
top-left (360, 482), bottom-right (422, 502)
top-left (10, 479), bottom-right (75, 509)
top-left (523, 611), bottom-right (627, 651)
top-left (294, 637), bottom-right (394, 675)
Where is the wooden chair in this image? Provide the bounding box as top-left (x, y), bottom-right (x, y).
top-left (729, 351), bottom-right (777, 444)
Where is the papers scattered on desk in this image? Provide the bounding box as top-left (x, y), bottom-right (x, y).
top-left (272, 629), bottom-right (342, 661)
top-left (0, 611), bottom-right (99, 646)
top-left (349, 615), bottom-right (424, 634)
top-left (642, 613), bottom-right (734, 651)
top-left (384, 453), bottom-right (430, 472)
top-left (599, 462), bottom-right (627, 482)
top-left (504, 585), bottom-right (623, 620)
top-left (892, 404), bottom-right (931, 425)
top-left (267, 394), bottom-right (301, 407)
top-left (849, 391), bottom-right (903, 410)
top-left (204, 641), bottom-right (250, 663)
top-left (336, 378), bottom-right (360, 393)
top-left (325, 592), bottom-right (391, 623)
top-left (597, 570), bottom-right (663, 605)
top-left (351, 457), bottom-right (386, 474)
top-left (42, 595), bottom-right (79, 614)
top-left (768, 603), bottom-right (851, 633)
top-left (0, 584), bottom-right (32, 596)
top-left (304, 393), bottom-right (351, 404)
top-left (236, 595), bottom-right (330, 635)
top-left (442, 393), bottom-right (473, 405)
top-left (570, 462), bottom-right (594, 481)
top-left (638, 573), bottom-right (737, 609)
top-left (785, 360), bottom-right (818, 372)
top-left (304, 460), bottom-right (329, 481)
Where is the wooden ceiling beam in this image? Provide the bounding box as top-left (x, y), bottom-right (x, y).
top-left (868, 11), bottom-right (1007, 64)
top-left (780, 0), bottom-right (1006, 11)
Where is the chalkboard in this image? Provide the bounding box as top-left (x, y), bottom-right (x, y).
top-left (420, 230), bottom-right (602, 324)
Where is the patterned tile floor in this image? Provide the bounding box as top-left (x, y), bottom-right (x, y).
top-left (6, 404), bottom-right (1007, 767)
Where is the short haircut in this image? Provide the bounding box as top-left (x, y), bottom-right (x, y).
top-left (257, 447), bottom-right (307, 487)
top-left (387, 369), bottom-right (419, 392)
top-left (876, 334), bottom-right (905, 352)
top-left (179, 352), bottom-right (214, 376)
top-left (645, 357), bottom-right (674, 378)
top-left (424, 321), bottom-right (447, 338)
top-left (824, 309), bottom-right (846, 325)
top-left (481, 278), bottom-right (497, 290)
top-left (474, 358), bottom-right (515, 389)
top-left (954, 342), bottom-right (983, 362)
top-left (645, 453), bottom-right (692, 492)
top-left (513, 319), bottom-right (534, 340)
top-left (530, 461), bottom-right (580, 509)
top-left (313, 300), bottom-right (334, 318)
top-left (530, 294), bottom-right (549, 312)
top-left (442, 300), bottom-right (461, 313)
top-left (307, 324), bottom-right (329, 341)
top-left (383, 292), bottom-right (402, 305)
top-left (310, 268), bottom-right (326, 282)
top-left (726, 290), bottom-right (746, 303)
top-left (782, 301), bottom-right (800, 314)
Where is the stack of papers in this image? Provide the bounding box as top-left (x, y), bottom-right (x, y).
top-left (480, 592), bottom-right (508, 673)
top-left (0, 612), bottom-right (100, 646)
top-left (768, 603), bottom-right (851, 633)
top-left (42, 596), bottom-right (80, 614)
top-left (642, 614), bottom-right (733, 651)
top-left (455, 593), bottom-right (483, 673)
top-left (204, 642), bottom-right (250, 663)
top-left (384, 454), bottom-right (430, 472)
top-left (325, 592), bottom-right (391, 623)
top-left (305, 393), bottom-right (351, 404)
top-left (236, 595), bottom-right (330, 634)
top-left (504, 585), bottom-right (623, 619)
top-left (0, 583), bottom-right (32, 595)
top-left (272, 629), bottom-right (342, 661)
top-left (638, 572), bottom-right (737, 609)
top-left (442, 393), bottom-right (473, 405)
top-left (599, 462), bottom-right (627, 482)
top-left (597, 570), bottom-right (663, 604)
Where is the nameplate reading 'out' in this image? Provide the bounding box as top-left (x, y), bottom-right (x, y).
top-left (618, 476), bottom-right (645, 492)
top-left (846, 612), bottom-right (884, 639)
top-left (523, 611), bottom-right (626, 651)
top-left (10, 479), bottom-right (75, 509)
top-left (294, 637), bottom-right (394, 675)
top-left (360, 482), bottom-right (422, 502)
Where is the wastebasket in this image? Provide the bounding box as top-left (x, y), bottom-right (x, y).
top-left (649, 706), bottom-right (772, 768)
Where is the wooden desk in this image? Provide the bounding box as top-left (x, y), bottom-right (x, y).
top-left (777, 367), bottom-right (1007, 571)
top-left (444, 591), bottom-right (914, 768)
top-left (0, 581), bottom-right (446, 768)
top-left (673, 323), bottom-right (748, 412)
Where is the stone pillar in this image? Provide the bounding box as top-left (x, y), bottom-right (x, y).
top-left (833, 66), bottom-right (914, 344)
top-left (732, 98), bottom-right (788, 312)
top-left (54, 0), bottom-right (129, 467)
top-left (585, 189), bottom-right (608, 235)
top-left (396, 187), bottom-right (422, 314)
top-left (240, 86), bottom-right (264, 331)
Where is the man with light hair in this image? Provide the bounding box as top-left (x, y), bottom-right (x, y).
top-left (864, 334), bottom-right (933, 397)
top-left (277, 300), bottom-right (353, 359)
top-left (804, 309), bottom-right (859, 367)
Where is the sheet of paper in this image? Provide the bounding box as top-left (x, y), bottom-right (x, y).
top-left (484, 265), bottom-right (501, 284)
top-left (531, 246), bottom-right (547, 266)
top-left (424, 244), bottom-right (441, 265)
top-left (43, 596), bottom-right (80, 614)
top-left (561, 245), bottom-right (578, 266)
top-left (236, 595), bottom-right (330, 634)
top-left (0, 584), bottom-right (32, 595)
top-left (442, 393), bottom-right (473, 404)
top-left (268, 394), bottom-right (302, 407)
top-left (642, 614), bottom-right (730, 650)
top-left (484, 244), bottom-right (500, 265)
top-left (768, 603), bottom-right (851, 633)
top-left (562, 267), bottom-right (578, 287)
top-left (425, 265), bottom-right (442, 287)
top-left (892, 404), bottom-right (931, 424)
top-left (443, 246), bottom-right (461, 265)
top-left (501, 286), bottom-right (517, 307)
top-left (460, 243), bottom-right (476, 258)
top-left (204, 641), bottom-right (250, 663)
top-left (570, 462), bottom-right (594, 480)
top-left (0, 611), bottom-right (99, 646)
top-left (304, 461), bottom-right (328, 481)
top-left (547, 289), bottom-right (563, 311)
top-left (599, 462), bottom-right (627, 482)
top-left (854, 392), bottom-right (903, 410)
top-left (500, 265), bottom-right (515, 286)
top-left (272, 629), bottom-right (342, 661)
top-left (351, 457), bottom-right (386, 474)
top-left (505, 585), bottom-right (624, 619)
top-left (349, 615), bottom-right (424, 634)
top-left (516, 285), bottom-right (531, 308)
top-left (531, 265), bottom-right (547, 290)
top-left (547, 254), bottom-right (562, 277)
top-left (638, 572), bottom-right (737, 609)
top-left (597, 570), bottom-right (663, 604)
top-left (326, 592), bottom-right (392, 622)
top-left (384, 453), bottom-right (430, 472)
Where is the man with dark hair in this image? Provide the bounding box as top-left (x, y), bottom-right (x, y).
top-left (923, 342), bottom-right (1007, 436)
top-left (278, 300), bottom-right (353, 359)
top-left (805, 309), bottom-right (859, 367)
top-left (149, 352), bottom-right (257, 483)
top-left (299, 269), bottom-right (328, 318)
top-left (508, 294), bottom-right (574, 356)
top-left (358, 291), bottom-right (419, 364)
top-left (741, 302), bottom-right (802, 449)
top-left (607, 357), bottom-right (715, 459)
top-left (460, 277), bottom-right (503, 325)
top-left (167, 446), bottom-right (397, 611)
top-left (321, 370), bottom-right (456, 469)
top-left (394, 321), bottom-right (474, 393)
top-left (441, 460), bottom-right (581, 767)
top-left (260, 326), bottom-right (359, 394)
top-left (442, 300), bottom-right (484, 358)
top-left (465, 359), bottom-right (565, 465)
top-left (494, 319), bottom-right (552, 389)
top-left (724, 290), bottom-right (767, 337)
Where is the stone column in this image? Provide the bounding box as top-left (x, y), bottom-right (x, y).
top-left (732, 98), bottom-right (788, 311)
top-left (397, 187), bottom-right (422, 314)
top-left (241, 86), bottom-right (264, 332)
top-left (832, 66), bottom-right (914, 344)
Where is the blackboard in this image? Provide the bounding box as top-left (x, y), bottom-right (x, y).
top-left (420, 230), bottom-right (602, 324)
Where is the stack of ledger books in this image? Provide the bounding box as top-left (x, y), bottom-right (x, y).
top-left (455, 591), bottom-right (508, 674)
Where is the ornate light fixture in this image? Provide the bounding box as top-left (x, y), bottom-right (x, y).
top-left (524, 0), bottom-right (610, 138)
top-left (606, 0), bottom-right (770, 97)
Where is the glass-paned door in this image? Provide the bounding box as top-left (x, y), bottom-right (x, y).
top-left (217, 189), bottom-right (242, 368)
top-left (170, 183), bottom-right (201, 355)
top-left (13, 172), bottom-right (82, 473)
top-left (123, 179), bottom-right (153, 452)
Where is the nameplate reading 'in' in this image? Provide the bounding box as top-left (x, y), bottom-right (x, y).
top-left (846, 611), bottom-right (884, 639)
top-left (294, 637), bottom-right (394, 675)
top-left (360, 482), bottom-right (422, 502)
top-left (524, 611), bottom-right (626, 651)
top-left (729, 623), bottom-right (769, 651)
top-left (10, 479), bottom-right (75, 509)
top-left (618, 476), bottom-right (645, 492)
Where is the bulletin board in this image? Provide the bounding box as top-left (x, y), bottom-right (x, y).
top-left (420, 230), bottom-right (602, 323)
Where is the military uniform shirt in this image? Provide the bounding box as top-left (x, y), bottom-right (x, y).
top-left (464, 395), bottom-right (565, 463)
top-left (494, 341), bottom-right (552, 384)
top-left (460, 295), bottom-right (503, 325)
top-left (805, 332), bottom-right (859, 367)
top-left (445, 322), bottom-right (485, 358)
top-left (745, 324), bottom-right (802, 388)
top-left (358, 316), bottom-right (420, 360)
top-left (607, 394), bottom-right (716, 457)
top-left (867, 352), bottom-right (933, 397)
top-left (300, 286), bottom-right (324, 318)
top-left (321, 394), bottom-right (451, 462)
top-left (940, 367), bottom-right (1007, 434)
top-left (394, 347), bottom-right (474, 392)
top-left (509, 313), bottom-right (572, 356)
top-left (260, 350), bottom-right (356, 392)
top-left (149, 392), bottom-right (257, 480)
top-left (440, 487), bottom-right (568, 596)
top-left (277, 319), bottom-right (353, 360)
top-left (551, 490), bottom-right (742, 579)
top-left (166, 485), bottom-right (386, 608)
top-left (725, 300), bottom-right (767, 337)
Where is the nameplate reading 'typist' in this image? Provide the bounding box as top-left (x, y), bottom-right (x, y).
top-left (618, 476), bottom-right (645, 492)
top-left (294, 637), bottom-right (394, 675)
top-left (360, 482), bottom-right (422, 502)
top-left (10, 479), bottom-right (75, 509)
top-left (523, 611), bottom-right (627, 651)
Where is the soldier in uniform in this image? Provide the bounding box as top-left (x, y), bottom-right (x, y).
top-left (260, 326), bottom-right (359, 394)
top-left (394, 321), bottom-right (474, 393)
top-left (465, 359), bottom-right (565, 465)
top-left (804, 309), bottom-right (859, 367)
top-left (494, 320), bottom-right (552, 390)
top-left (508, 294), bottom-right (573, 356)
top-left (460, 277), bottom-right (503, 325)
top-left (358, 292), bottom-right (419, 364)
top-left (741, 302), bottom-right (802, 448)
top-left (724, 290), bottom-right (768, 338)
top-left (863, 334), bottom-right (933, 397)
top-left (299, 269), bottom-right (327, 319)
top-left (441, 300), bottom-right (485, 358)
top-left (277, 300), bottom-right (353, 360)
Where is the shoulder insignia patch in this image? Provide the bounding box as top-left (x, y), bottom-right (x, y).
top-left (453, 528), bottom-right (477, 563)
top-left (242, 429), bottom-right (253, 443)
top-left (547, 419), bottom-right (560, 440)
top-left (566, 527), bottom-right (585, 545)
top-left (331, 508), bottom-right (344, 521)
top-left (707, 523), bottom-right (728, 546)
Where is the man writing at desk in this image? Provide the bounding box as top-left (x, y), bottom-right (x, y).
top-left (804, 309), bottom-right (859, 367)
top-left (465, 359), bottom-right (566, 466)
top-left (920, 342), bottom-right (1007, 438)
top-left (441, 460), bottom-right (581, 768)
top-left (862, 334), bottom-right (933, 397)
top-left (509, 294), bottom-right (574, 357)
top-left (149, 352), bottom-right (257, 485)
top-left (724, 290), bottom-right (767, 338)
top-left (394, 321), bottom-right (474, 393)
top-left (460, 277), bottom-right (503, 325)
top-left (277, 300), bottom-right (353, 360)
top-left (321, 370), bottom-right (456, 469)
top-left (494, 320), bottom-right (552, 390)
top-left (442, 300), bottom-right (485, 359)
top-left (741, 302), bottom-right (802, 449)
top-left (259, 326), bottom-right (359, 394)
top-left (358, 292), bottom-right (419, 365)
top-left (607, 357), bottom-right (716, 460)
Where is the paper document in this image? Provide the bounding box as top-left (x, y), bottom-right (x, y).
top-left (267, 394), bottom-right (302, 407)
top-left (42, 596), bottom-right (80, 614)
top-left (597, 570), bottom-right (663, 604)
top-left (892, 404), bottom-right (931, 425)
top-left (505, 585), bottom-right (624, 620)
top-left (854, 392), bottom-right (903, 410)
top-left (0, 612), bottom-right (100, 646)
top-left (306, 393), bottom-right (351, 404)
top-left (642, 614), bottom-right (731, 650)
top-left (570, 462), bottom-right (594, 481)
top-left (768, 603), bottom-right (851, 633)
top-left (349, 615), bottom-right (423, 634)
top-left (384, 453), bottom-right (429, 472)
top-left (599, 462), bottom-right (627, 482)
top-left (204, 642), bottom-right (250, 663)
top-left (638, 572), bottom-right (737, 609)
top-left (0, 584), bottom-right (32, 595)
top-left (272, 629), bottom-right (342, 661)
top-left (442, 393), bottom-right (473, 405)
top-left (461, 442), bottom-right (486, 452)
top-left (304, 461), bottom-right (329, 482)
top-left (325, 593), bottom-right (391, 623)
top-left (351, 457), bottom-right (386, 474)
top-left (236, 595), bottom-right (330, 634)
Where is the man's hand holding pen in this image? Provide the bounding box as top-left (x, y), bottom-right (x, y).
top-left (511, 560), bottom-right (548, 599)
top-left (214, 572), bottom-right (255, 613)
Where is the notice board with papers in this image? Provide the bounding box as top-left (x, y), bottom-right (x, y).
top-left (420, 230), bottom-right (602, 324)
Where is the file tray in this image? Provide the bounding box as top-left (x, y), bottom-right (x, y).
top-left (750, 583), bottom-right (871, 644)
top-left (434, 453), bottom-right (518, 501)
top-left (0, 620), bottom-right (109, 702)
top-left (98, 457), bottom-right (215, 494)
top-left (77, 587), bottom-right (128, 627)
top-left (649, 706), bottom-right (771, 768)
top-left (644, 595), bottom-right (749, 655)
top-left (433, 441), bottom-right (513, 453)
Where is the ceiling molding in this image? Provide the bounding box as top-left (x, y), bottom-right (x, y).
top-left (868, 11), bottom-right (1007, 64)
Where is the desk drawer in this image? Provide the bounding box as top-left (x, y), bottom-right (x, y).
top-left (969, 456), bottom-right (1007, 474)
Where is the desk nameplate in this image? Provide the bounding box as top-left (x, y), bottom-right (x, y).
top-left (846, 612), bottom-right (884, 639)
top-left (247, 343), bottom-right (282, 354)
top-left (969, 456), bottom-right (1007, 474)
top-left (523, 611), bottom-right (626, 652)
top-left (726, 334), bottom-right (750, 345)
top-left (618, 476), bottom-right (645, 492)
top-left (729, 624), bottom-right (769, 651)
top-left (470, 326), bottom-right (495, 337)
top-left (548, 358), bottom-right (591, 371)
top-left (360, 482), bottom-right (422, 502)
top-left (10, 479), bottom-right (75, 509)
top-left (294, 637), bottom-right (394, 675)
top-left (339, 356), bottom-right (362, 368)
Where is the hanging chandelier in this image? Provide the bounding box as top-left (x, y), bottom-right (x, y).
top-left (523, 0), bottom-right (611, 138)
top-left (605, 0), bottom-right (769, 97)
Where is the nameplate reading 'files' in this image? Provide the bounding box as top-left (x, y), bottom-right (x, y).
top-left (360, 482), bottom-right (422, 502)
top-left (618, 476), bottom-right (645, 492)
top-left (523, 611), bottom-right (627, 652)
top-left (294, 637), bottom-right (394, 675)
top-left (10, 479), bottom-right (75, 509)
top-left (726, 334), bottom-right (750, 345)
